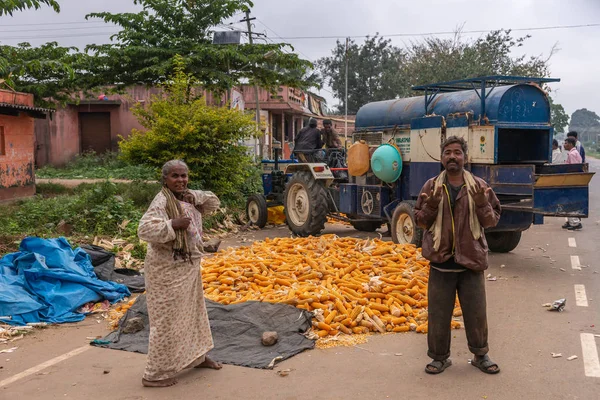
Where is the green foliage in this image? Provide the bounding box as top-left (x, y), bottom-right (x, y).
top-left (318, 30), bottom-right (556, 114)
top-left (0, 42), bottom-right (92, 107)
top-left (0, 0), bottom-right (59, 16)
top-left (549, 96), bottom-right (569, 134)
top-left (36, 151), bottom-right (159, 180)
top-left (0, 181), bottom-right (143, 238)
top-left (317, 35), bottom-right (405, 114)
top-left (119, 56), bottom-right (257, 203)
top-left (1, 1), bottom-right (313, 107)
top-left (85, 0), bottom-right (313, 93)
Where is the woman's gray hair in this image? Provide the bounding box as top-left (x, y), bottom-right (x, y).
top-left (161, 159), bottom-right (189, 183)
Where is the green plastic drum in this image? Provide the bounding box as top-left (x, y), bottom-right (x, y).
top-left (371, 144), bottom-right (403, 183)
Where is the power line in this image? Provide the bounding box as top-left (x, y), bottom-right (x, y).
top-left (268, 23), bottom-right (600, 40)
top-left (0, 31), bottom-right (119, 41)
top-left (0, 25), bottom-right (116, 33)
top-left (0, 20), bottom-right (107, 27)
top-left (255, 18), bottom-right (313, 61)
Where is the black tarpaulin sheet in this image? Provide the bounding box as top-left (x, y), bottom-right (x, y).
top-left (81, 245), bottom-right (145, 293)
top-left (92, 295), bottom-right (315, 369)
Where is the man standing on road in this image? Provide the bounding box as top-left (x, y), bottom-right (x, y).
top-left (414, 136), bottom-right (502, 375)
top-left (562, 137), bottom-right (584, 230)
top-left (567, 131), bottom-right (586, 163)
top-left (552, 139), bottom-right (564, 164)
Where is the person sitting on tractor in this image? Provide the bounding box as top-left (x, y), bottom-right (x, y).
top-left (294, 117), bottom-right (323, 162)
top-left (321, 119), bottom-right (342, 149)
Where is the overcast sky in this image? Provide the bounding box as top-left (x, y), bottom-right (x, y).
top-left (1, 0), bottom-right (599, 118)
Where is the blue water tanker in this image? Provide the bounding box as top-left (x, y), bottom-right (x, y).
top-left (338, 76), bottom-right (594, 251)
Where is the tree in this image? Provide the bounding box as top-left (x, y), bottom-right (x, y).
top-left (549, 96), bottom-right (569, 135)
top-left (317, 35), bottom-right (406, 114)
top-left (569, 108), bottom-right (600, 143)
top-left (119, 56), bottom-right (257, 202)
top-left (0, 0), bottom-right (59, 16)
top-left (0, 42), bottom-right (91, 107)
top-left (318, 30), bottom-right (558, 114)
top-left (85, 0), bottom-right (313, 94)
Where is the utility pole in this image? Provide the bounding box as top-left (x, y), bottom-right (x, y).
top-left (242, 9), bottom-right (263, 159)
top-left (344, 37), bottom-right (349, 147)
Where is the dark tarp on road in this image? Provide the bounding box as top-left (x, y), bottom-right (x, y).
top-left (93, 295), bottom-right (315, 369)
top-left (0, 237), bottom-right (130, 325)
top-left (81, 245), bottom-right (145, 292)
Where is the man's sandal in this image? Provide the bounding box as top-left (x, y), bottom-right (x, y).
top-left (425, 359), bottom-right (452, 374)
top-left (471, 355), bottom-right (500, 374)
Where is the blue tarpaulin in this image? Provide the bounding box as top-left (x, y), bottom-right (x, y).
top-left (0, 237), bottom-right (130, 325)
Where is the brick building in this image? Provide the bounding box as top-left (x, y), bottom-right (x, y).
top-left (0, 89), bottom-right (52, 201)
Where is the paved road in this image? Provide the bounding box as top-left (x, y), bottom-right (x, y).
top-left (2, 160), bottom-right (599, 399)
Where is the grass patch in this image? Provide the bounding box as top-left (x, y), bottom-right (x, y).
top-left (36, 151), bottom-right (159, 181)
top-left (0, 181), bottom-right (245, 258)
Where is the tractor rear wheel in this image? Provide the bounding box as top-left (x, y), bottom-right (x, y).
top-left (246, 194), bottom-right (268, 228)
top-left (284, 171), bottom-right (328, 237)
top-left (485, 231), bottom-right (522, 253)
top-left (391, 201), bottom-right (423, 246)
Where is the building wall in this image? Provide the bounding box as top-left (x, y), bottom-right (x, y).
top-left (0, 113), bottom-right (35, 201)
top-left (35, 86), bottom-right (163, 166)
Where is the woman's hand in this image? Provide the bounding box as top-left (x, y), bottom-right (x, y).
top-left (182, 192), bottom-right (195, 205)
top-left (172, 217), bottom-right (191, 230)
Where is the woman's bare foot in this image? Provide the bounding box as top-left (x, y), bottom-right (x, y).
top-left (142, 377), bottom-right (178, 387)
top-left (194, 356), bottom-right (222, 370)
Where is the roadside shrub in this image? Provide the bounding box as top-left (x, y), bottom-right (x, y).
top-left (119, 55), bottom-right (257, 205)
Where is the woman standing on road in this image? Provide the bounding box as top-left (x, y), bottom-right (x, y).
top-left (138, 159), bottom-right (222, 387)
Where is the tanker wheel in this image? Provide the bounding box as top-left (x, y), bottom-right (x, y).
top-left (391, 201), bottom-right (423, 247)
top-left (485, 231), bottom-right (522, 253)
top-left (246, 194), bottom-right (268, 228)
top-left (350, 220), bottom-right (382, 232)
top-left (284, 171), bottom-right (328, 237)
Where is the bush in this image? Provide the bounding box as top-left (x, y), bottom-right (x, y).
top-left (119, 55), bottom-right (257, 205)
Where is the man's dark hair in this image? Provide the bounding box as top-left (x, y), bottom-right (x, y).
top-left (553, 139), bottom-right (558, 147)
top-left (441, 136), bottom-right (468, 155)
top-left (567, 131), bottom-right (578, 139)
top-left (308, 117), bottom-right (317, 127)
top-left (323, 119), bottom-right (332, 125)
top-left (565, 137), bottom-right (577, 146)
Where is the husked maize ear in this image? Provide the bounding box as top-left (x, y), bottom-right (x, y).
top-left (198, 235), bottom-right (463, 345)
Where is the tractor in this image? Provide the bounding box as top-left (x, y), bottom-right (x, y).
top-left (249, 76), bottom-right (594, 252)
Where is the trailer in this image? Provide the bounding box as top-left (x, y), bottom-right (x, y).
top-left (273, 76), bottom-right (595, 252)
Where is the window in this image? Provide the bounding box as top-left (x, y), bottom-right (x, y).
top-left (0, 126), bottom-right (5, 156)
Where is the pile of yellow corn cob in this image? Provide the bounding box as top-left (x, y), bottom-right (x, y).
top-left (201, 235), bottom-right (462, 339)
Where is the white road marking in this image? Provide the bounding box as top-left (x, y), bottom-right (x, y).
top-left (575, 284), bottom-right (589, 307)
top-left (568, 237), bottom-right (577, 248)
top-left (580, 333), bottom-right (600, 378)
top-left (0, 345), bottom-right (90, 388)
top-left (571, 255), bottom-right (582, 271)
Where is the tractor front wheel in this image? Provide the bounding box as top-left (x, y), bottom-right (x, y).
top-left (284, 171), bottom-right (328, 237)
top-left (246, 194), bottom-right (268, 228)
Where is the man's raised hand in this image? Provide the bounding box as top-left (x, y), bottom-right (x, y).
top-left (420, 186), bottom-right (443, 208)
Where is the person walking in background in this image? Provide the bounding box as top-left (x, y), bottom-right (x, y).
top-left (415, 136), bottom-right (502, 375)
top-left (567, 131), bottom-right (585, 163)
top-left (562, 138), bottom-right (584, 230)
top-left (138, 160), bottom-right (222, 387)
top-left (552, 139), bottom-right (565, 164)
